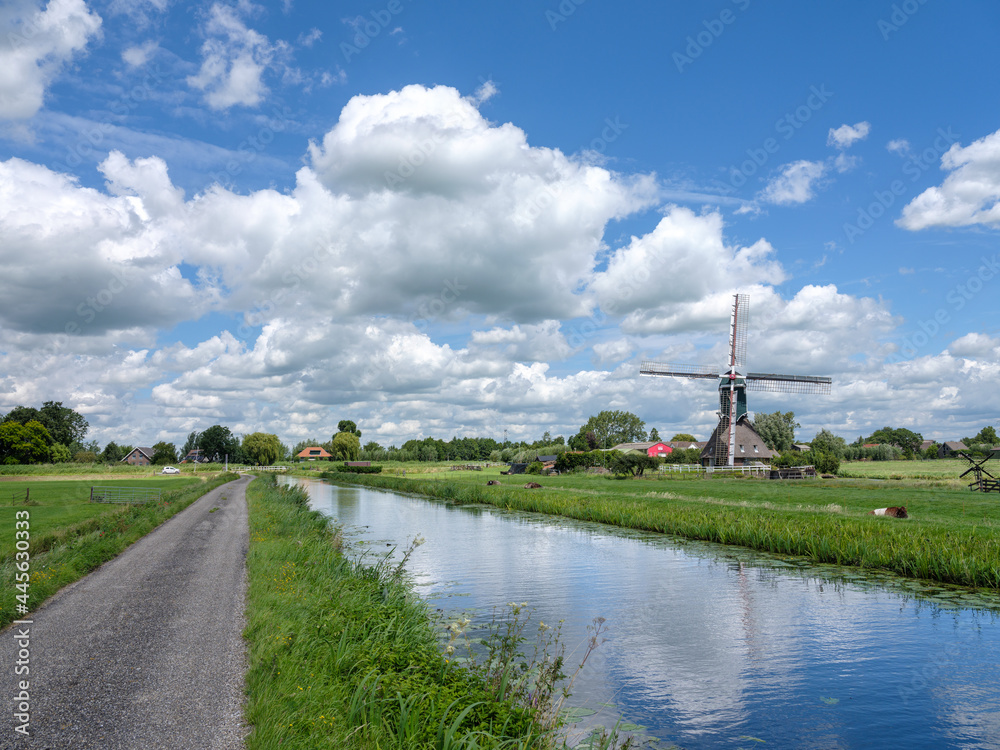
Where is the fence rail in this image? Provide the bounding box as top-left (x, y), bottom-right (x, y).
top-left (90, 486), bottom-right (162, 504)
top-left (659, 463), bottom-right (771, 476)
top-left (232, 465), bottom-right (288, 472)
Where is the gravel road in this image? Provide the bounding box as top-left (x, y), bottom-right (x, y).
top-left (1, 474), bottom-right (252, 749)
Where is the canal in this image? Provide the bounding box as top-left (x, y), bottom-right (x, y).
top-left (282, 476), bottom-right (1000, 749)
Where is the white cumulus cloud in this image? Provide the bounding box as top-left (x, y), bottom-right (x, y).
top-left (758, 160), bottom-right (826, 205)
top-left (827, 121), bottom-right (871, 149)
top-left (0, 0), bottom-right (102, 120)
top-left (897, 128), bottom-right (1000, 229)
top-left (187, 2), bottom-right (281, 110)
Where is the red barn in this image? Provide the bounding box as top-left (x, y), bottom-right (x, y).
top-left (611, 441), bottom-right (673, 457)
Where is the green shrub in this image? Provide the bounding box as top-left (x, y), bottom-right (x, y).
top-left (525, 461), bottom-right (544, 475)
top-left (324, 465), bottom-right (383, 475)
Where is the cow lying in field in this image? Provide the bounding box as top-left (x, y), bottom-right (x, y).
top-left (868, 506), bottom-right (908, 518)
top-left (524, 482), bottom-right (542, 489)
top-left (486, 480), bottom-right (501, 485)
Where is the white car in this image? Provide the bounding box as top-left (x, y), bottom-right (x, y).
top-left (161, 466), bottom-right (180, 474)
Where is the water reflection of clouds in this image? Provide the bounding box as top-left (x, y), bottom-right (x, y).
top-left (290, 478), bottom-right (1000, 749)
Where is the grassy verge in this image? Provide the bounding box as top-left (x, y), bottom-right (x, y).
top-left (1, 473), bottom-right (238, 628)
top-left (244, 476), bottom-right (565, 749)
top-left (321, 471), bottom-right (1000, 591)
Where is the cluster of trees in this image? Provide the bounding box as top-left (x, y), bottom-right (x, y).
top-left (0, 402), bottom-right (92, 465)
top-left (960, 426), bottom-right (999, 456)
top-left (338, 412), bottom-right (691, 464)
top-left (0, 402), bottom-right (300, 467)
top-left (567, 411), bottom-right (648, 451)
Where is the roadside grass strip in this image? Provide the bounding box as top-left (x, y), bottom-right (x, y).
top-left (327, 473), bottom-right (1000, 591)
top-left (244, 477), bottom-right (560, 749)
top-left (0, 473), bottom-right (239, 628)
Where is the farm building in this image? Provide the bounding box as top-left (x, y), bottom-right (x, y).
top-left (611, 441), bottom-right (673, 457)
top-left (700, 418), bottom-right (775, 467)
top-left (121, 447), bottom-right (154, 466)
top-left (297, 446), bottom-right (332, 461)
top-left (939, 441), bottom-right (967, 458)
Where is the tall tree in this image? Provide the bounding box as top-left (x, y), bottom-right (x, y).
top-left (810, 428), bottom-right (846, 457)
top-left (963, 426), bottom-right (999, 446)
top-left (101, 441), bottom-right (131, 463)
top-left (0, 420), bottom-right (53, 464)
top-left (242, 432), bottom-right (282, 465)
top-left (152, 442), bottom-right (178, 465)
top-left (337, 420), bottom-right (362, 438)
top-left (868, 426), bottom-right (923, 457)
top-left (332, 432), bottom-right (361, 461)
top-left (648, 428), bottom-right (661, 442)
top-left (2, 401), bottom-right (88, 447)
top-left (39, 401), bottom-right (88, 446)
top-left (572, 411), bottom-right (646, 450)
top-left (753, 411), bottom-right (799, 452)
top-left (670, 433), bottom-right (697, 442)
top-left (198, 425), bottom-right (242, 463)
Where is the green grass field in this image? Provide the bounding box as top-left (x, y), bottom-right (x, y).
top-left (838, 458), bottom-right (976, 483)
top-left (1, 476), bottom-right (206, 544)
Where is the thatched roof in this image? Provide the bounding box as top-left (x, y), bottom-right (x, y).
top-left (701, 416), bottom-right (775, 465)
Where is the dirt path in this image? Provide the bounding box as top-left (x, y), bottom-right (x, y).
top-left (1, 475), bottom-right (252, 749)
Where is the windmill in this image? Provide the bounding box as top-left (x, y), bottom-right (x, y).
top-left (639, 294), bottom-right (832, 467)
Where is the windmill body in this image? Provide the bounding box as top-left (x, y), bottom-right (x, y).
top-left (640, 295), bottom-right (832, 467)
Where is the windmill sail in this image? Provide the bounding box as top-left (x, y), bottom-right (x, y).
top-left (639, 362), bottom-right (719, 379)
top-left (729, 293), bottom-right (749, 370)
top-left (746, 373), bottom-right (832, 394)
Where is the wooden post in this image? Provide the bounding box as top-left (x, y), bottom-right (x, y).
top-left (90, 486), bottom-right (94, 503)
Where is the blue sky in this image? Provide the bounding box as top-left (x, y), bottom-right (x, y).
top-left (1, 0), bottom-right (999, 450)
